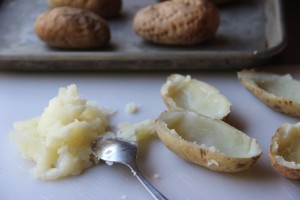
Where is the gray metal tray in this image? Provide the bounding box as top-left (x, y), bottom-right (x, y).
top-left (0, 0), bottom-right (286, 71)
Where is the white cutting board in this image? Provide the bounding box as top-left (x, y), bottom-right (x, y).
top-left (0, 68), bottom-right (299, 200)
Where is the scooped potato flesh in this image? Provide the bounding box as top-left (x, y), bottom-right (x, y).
top-left (161, 111), bottom-right (261, 158)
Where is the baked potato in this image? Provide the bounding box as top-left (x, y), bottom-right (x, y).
top-left (35, 7), bottom-right (110, 49)
top-left (133, 0), bottom-right (219, 45)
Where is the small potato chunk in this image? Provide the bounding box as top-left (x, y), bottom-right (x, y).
top-left (156, 110), bottom-right (262, 172)
top-left (133, 0), bottom-right (219, 45)
top-left (161, 74), bottom-right (231, 120)
top-left (269, 123), bottom-right (300, 179)
top-left (48, 0), bottom-right (122, 18)
top-left (35, 7), bottom-right (110, 49)
top-left (238, 70), bottom-right (300, 117)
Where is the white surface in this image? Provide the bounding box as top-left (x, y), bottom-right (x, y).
top-left (0, 68), bottom-right (299, 200)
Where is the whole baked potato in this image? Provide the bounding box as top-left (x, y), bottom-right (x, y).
top-left (133, 0), bottom-right (219, 45)
top-left (35, 7), bottom-right (110, 49)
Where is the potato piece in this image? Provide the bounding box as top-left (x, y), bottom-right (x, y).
top-left (156, 110), bottom-right (262, 172)
top-left (269, 123), bottom-right (300, 179)
top-left (48, 0), bottom-right (122, 18)
top-left (133, 0), bottom-right (219, 45)
top-left (238, 70), bottom-right (300, 117)
top-left (35, 7), bottom-right (110, 49)
top-left (161, 74), bottom-right (231, 120)
top-left (10, 85), bottom-right (109, 180)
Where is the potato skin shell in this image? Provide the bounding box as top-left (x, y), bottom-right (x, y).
top-left (269, 152), bottom-right (300, 179)
top-left (48, 0), bottom-right (122, 18)
top-left (133, 0), bottom-right (219, 45)
top-left (155, 117), bottom-right (261, 172)
top-left (269, 127), bottom-right (300, 179)
top-left (35, 7), bottom-right (110, 49)
top-left (237, 71), bottom-right (300, 117)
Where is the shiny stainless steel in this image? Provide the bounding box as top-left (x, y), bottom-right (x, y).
top-left (0, 0), bottom-right (285, 70)
top-left (92, 138), bottom-right (168, 200)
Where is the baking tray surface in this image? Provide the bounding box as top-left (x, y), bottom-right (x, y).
top-left (0, 0), bottom-right (286, 70)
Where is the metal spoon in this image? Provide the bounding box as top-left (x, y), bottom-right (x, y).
top-left (92, 137), bottom-right (168, 200)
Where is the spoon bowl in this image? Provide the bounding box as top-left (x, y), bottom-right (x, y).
top-left (92, 137), bottom-right (168, 200)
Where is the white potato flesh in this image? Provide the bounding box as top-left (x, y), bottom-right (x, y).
top-left (11, 85), bottom-right (109, 180)
top-left (269, 123), bottom-right (300, 179)
top-left (160, 111), bottom-right (261, 158)
top-left (161, 74), bottom-right (231, 119)
top-left (116, 119), bottom-right (156, 144)
top-left (271, 123), bottom-right (300, 168)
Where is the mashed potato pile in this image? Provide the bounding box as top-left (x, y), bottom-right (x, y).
top-left (11, 85), bottom-right (109, 180)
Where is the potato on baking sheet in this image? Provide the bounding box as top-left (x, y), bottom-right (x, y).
top-left (48, 0), bottom-right (122, 18)
top-left (155, 110), bottom-right (262, 172)
top-left (161, 74), bottom-right (231, 120)
top-left (133, 0), bottom-right (219, 45)
top-left (238, 70), bottom-right (300, 117)
top-left (269, 123), bottom-right (300, 179)
top-left (35, 7), bottom-right (110, 49)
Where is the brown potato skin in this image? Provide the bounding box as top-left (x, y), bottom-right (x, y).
top-left (48, 0), bottom-right (122, 18)
top-left (35, 7), bottom-right (110, 49)
top-left (133, 0), bottom-right (219, 45)
top-left (269, 152), bottom-right (300, 179)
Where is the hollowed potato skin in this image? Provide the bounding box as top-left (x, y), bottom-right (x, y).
top-left (155, 111), bottom-right (262, 172)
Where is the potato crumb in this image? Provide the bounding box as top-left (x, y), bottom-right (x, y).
top-left (207, 159), bottom-right (219, 166)
top-left (10, 84), bottom-right (109, 180)
top-left (153, 173), bottom-right (160, 179)
top-left (116, 119), bottom-right (156, 144)
top-left (125, 102), bottom-right (138, 114)
top-left (106, 161), bottom-right (114, 166)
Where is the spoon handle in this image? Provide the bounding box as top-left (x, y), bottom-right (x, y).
top-left (130, 163), bottom-right (168, 200)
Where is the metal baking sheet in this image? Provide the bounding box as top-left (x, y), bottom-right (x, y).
top-left (0, 0), bottom-right (286, 70)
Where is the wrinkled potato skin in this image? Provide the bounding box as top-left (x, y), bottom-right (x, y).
top-left (35, 7), bottom-right (110, 49)
top-left (133, 0), bottom-right (219, 45)
top-left (48, 0), bottom-right (122, 18)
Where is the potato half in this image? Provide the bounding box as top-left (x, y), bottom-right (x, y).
top-left (269, 123), bottom-right (300, 179)
top-left (156, 110), bottom-right (262, 172)
top-left (238, 70), bottom-right (300, 117)
top-left (161, 74), bottom-right (231, 120)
